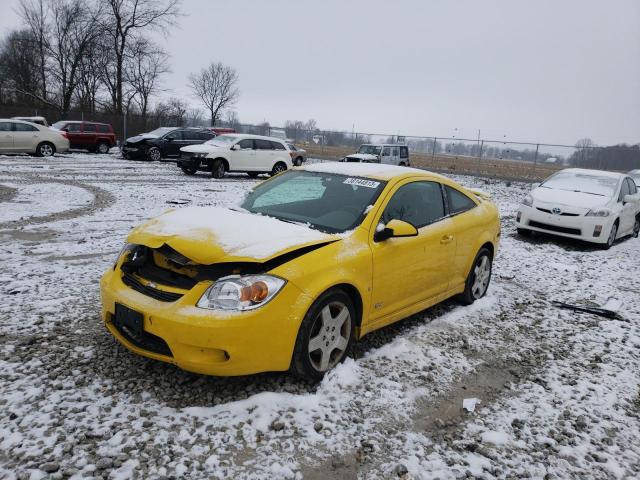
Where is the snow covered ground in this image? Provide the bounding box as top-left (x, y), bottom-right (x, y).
top-left (0, 152), bottom-right (639, 479)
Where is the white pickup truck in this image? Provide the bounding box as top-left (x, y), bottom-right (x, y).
top-left (341, 144), bottom-right (410, 166)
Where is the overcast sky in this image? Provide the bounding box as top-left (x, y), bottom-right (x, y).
top-left (1, 0), bottom-right (639, 145)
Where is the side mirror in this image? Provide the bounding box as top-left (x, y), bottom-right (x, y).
top-left (231, 144), bottom-right (241, 151)
top-left (374, 219), bottom-right (418, 242)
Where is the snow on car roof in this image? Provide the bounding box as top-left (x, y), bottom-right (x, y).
top-left (555, 168), bottom-right (626, 179)
top-left (302, 161), bottom-right (435, 181)
top-left (217, 133), bottom-right (286, 143)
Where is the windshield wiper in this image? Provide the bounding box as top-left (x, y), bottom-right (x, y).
top-left (572, 190), bottom-right (605, 196)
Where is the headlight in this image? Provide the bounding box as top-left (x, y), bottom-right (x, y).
top-left (521, 194), bottom-right (533, 207)
top-left (197, 275), bottom-right (286, 311)
top-left (114, 243), bottom-right (135, 268)
top-left (586, 208), bottom-right (611, 217)
top-left (195, 153), bottom-right (207, 158)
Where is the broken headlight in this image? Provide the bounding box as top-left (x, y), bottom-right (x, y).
top-left (197, 275), bottom-right (286, 311)
top-left (114, 243), bottom-right (135, 268)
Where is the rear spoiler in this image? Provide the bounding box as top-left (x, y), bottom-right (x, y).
top-left (468, 188), bottom-right (491, 201)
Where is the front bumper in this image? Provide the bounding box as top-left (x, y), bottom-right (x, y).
top-left (99, 267), bottom-right (306, 376)
top-left (176, 155), bottom-right (204, 169)
top-left (122, 145), bottom-right (146, 159)
top-left (515, 204), bottom-right (613, 244)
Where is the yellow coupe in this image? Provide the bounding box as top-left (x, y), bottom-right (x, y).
top-left (100, 163), bottom-right (500, 380)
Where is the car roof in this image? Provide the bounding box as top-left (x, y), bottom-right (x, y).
top-left (301, 161), bottom-right (444, 181)
top-left (56, 120), bottom-right (111, 125)
top-left (555, 168), bottom-right (626, 179)
top-left (0, 118), bottom-right (42, 126)
top-left (217, 133), bottom-right (286, 143)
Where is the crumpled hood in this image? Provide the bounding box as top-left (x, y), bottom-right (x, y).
top-left (532, 187), bottom-right (610, 209)
top-left (346, 154), bottom-right (379, 162)
top-left (126, 133), bottom-right (158, 143)
top-left (180, 144), bottom-right (224, 154)
top-left (127, 206), bottom-right (340, 264)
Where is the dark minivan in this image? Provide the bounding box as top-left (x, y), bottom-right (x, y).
top-left (52, 121), bottom-right (116, 154)
top-left (122, 127), bottom-right (216, 161)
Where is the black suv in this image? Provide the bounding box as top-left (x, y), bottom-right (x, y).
top-left (122, 127), bottom-right (216, 161)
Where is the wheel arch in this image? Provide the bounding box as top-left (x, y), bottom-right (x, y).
top-left (210, 156), bottom-right (229, 171)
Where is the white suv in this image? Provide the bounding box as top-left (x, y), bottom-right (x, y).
top-left (178, 134), bottom-right (294, 178)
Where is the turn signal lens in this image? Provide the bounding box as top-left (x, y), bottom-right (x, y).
top-left (240, 281), bottom-right (269, 302)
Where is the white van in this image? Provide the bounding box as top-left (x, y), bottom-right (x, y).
top-left (342, 144), bottom-right (410, 166)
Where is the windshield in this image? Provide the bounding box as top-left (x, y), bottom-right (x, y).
top-left (205, 135), bottom-right (238, 146)
top-left (358, 145), bottom-right (382, 155)
top-left (541, 171), bottom-right (619, 197)
top-left (147, 127), bottom-right (176, 137)
top-left (241, 170), bottom-right (386, 233)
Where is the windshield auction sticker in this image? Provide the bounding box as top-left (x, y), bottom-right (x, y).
top-left (343, 178), bottom-right (380, 188)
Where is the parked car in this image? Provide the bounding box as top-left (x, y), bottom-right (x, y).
top-left (177, 134), bottom-right (293, 178)
top-left (51, 120), bottom-right (116, 153)
top-left (515, 168), bottom-right (640, 248)
top-left (12, 116), bottom-right (49, 127)
top-left (342, 144), bottom-right (410, 166)
top-left (0, 118), bottom-right (69, 156)
top-left (122, 127), bottom-right (216, 161)
top-left (628, 169), bottom-right (640, 187)
top-left (206, 127), bottom-right (236, 135)
top-left (287, 143), bottom-right (307, 166)
top-left (100, 162), bottom-right (500, 380)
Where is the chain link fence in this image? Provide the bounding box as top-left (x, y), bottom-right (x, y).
top-left (1, 102), bottom-right (638, 181)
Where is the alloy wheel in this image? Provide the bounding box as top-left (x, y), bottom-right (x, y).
top-left (149, 148), bottom-right (161, 161)
top-left (634, 218), bottom-right (640, 238)
top-left (40, 144), bottom-right (53, 156)
top-left (273, 163), bottom-right (286, 174)
top-left (98, 143), bottom-right (109, 154)
top-left (471, 255), bottom-right (491, 299)
top-left (607, 224), bottom-right (617, 247)
top-left (308, 301), bottom-right (351, 372)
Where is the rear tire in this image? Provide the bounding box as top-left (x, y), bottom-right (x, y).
top-left (271, 162), bottom-right (287, 176)
top-left (294, 157), bottom-right (303, 166)
top-left (291, 289), bottom-right (355, 382)
top-left (211, 159), bottom-right (226, 179)
top-left (457, 248), bottom-right (493, 305)
top-left (36, 142), bottom-right (55, 157)
top-left (96, 142), bottom-right (110, 154)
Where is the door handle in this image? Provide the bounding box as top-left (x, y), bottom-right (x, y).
top-left (440, 234), bottom-right (454, 244)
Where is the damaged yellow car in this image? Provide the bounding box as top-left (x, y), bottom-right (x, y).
top-left (100, 163), bottom-right (500, 380)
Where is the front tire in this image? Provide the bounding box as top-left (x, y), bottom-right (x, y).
top-left (147, 147), bottom-right (161, 161)
top-left (271, 162), bottom-right (287, 176)
top-left (633, 216), bottom-right (640, 238)
top-left (36, 142), bottom-right (55, 157)
top-left (211, 159), bottom-right (226, 179)
top-left (291, 289), bottom-right (355, 382)
top-left (603, 222), bottom-right (618, 249)
top-left (457, 248), bottom-right (493, 305)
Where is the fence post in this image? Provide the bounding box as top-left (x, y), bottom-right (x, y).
top-left (476, 140), bottom-right (484, 176)
top-left (431, 137), bottom-right (437, 164)
top-left (532, 144), bottom-right (539, 179)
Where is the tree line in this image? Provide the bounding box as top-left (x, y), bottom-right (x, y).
top-left (0, 0), bottom-right (240, 129)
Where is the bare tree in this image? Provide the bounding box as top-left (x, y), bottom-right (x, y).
top-left (188, 62), bottom-right (239, 126)
top-left (18, 0), bottom-right (49, 102)
top-left (0, 29), bottom-right (42, 104)
top-left (125, 38), bottom-right (169, 118)
top-left (102, 0), bottom-right (180, 114)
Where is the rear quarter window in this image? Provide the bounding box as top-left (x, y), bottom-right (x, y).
top-left (96, 125), bottom-right (111, 133)
top-left (445, 185), bottom-right (477, 215)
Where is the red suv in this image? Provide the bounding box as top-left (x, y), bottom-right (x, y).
top-left (51, 121), bottom-right (117, 154)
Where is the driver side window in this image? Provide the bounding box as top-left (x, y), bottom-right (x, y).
top-left (164, 130), bottom-right (183, 140)
top-left (237, 139), bottom-right (254, 149)
top-left (382, 181), bottom-right (445, 228)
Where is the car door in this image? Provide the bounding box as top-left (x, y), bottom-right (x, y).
top-left (254, 139), bottom-right (275, 170)
top-left (162, 130), bottom-right (184, 157)
top-left (64, 123), bottom-right (83, 148)
top-left (0, 121), bottom-right (14, 151)
top-left (369, 180), bottom-right (456, 323)
top-left (81, 123), bottom-right (97, 149)
top-left (228, 139), bottom-right (256, 171)
top-left (380, 146), bottom-right (392, 164)
top-left (619, 178), bottom-right (636, 234)
top-left (12, 122), bottom-right (40, 151)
